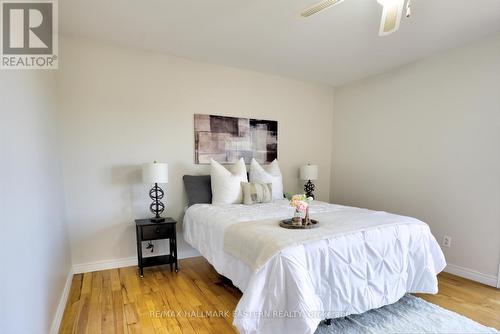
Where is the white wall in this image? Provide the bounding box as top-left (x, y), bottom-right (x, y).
top-left (58, 36), bottom-right (334, 267)
top-left (331, 34), bottom-right (500, 279)
top-left (0, 72), bottom-right (72, 334)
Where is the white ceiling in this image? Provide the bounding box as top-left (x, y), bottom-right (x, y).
top-left (60, 0), bottom-right (500, 86)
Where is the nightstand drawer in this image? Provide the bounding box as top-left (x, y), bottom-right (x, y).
top-left (141, 224), bottom-right (173, 240)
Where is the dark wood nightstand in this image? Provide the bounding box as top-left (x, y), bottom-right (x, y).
top-left (135, 217), bottom-right (178, 277)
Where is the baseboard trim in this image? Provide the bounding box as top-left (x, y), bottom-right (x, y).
top-left (50, 269), bottom-right (74, 334)
top-left (444, 263), bottom-right (498, 287)
top-left (73, 256), bottom-right (138, 274)
top-left (72, 254), bottom-right (200, 274)
top-left (497, 264), bottom-right (500, 289)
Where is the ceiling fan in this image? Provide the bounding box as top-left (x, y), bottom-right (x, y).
top-left (301, 0), bottom-right (412, 36)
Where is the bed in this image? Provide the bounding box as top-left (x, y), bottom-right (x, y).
top-left (183, 199), bottom-right (446, 334)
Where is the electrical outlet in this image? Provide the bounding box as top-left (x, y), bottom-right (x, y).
top-left (442, 235), bottom-right (452, 248)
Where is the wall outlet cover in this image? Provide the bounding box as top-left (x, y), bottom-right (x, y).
top-left (443, 235), bottom-right (452, 248)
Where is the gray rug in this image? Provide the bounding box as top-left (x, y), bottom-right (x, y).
top-left (315, 295), bottom-right (498, 334)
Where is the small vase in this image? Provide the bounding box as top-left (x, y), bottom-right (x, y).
top-left (292, 209), bottom-right (302, 225)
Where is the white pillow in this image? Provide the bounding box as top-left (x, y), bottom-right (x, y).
top-left (249, 158), bottom-right (284, 200)
top-left (210, 158), bottom-right (248, 204)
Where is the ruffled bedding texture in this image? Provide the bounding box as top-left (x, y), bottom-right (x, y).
top-left (184, 200), bottom-right (446, 334)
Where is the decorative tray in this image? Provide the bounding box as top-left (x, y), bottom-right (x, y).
top-left (279, 219), bottom-right (319, 229)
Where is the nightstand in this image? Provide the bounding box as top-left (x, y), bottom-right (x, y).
top-left (135, 217), bottom-right (178, 277)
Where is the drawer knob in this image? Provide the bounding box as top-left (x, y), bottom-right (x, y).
top-left (156, 228), bottom-right (160, 233)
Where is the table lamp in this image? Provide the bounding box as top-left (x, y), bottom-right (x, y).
top-left (142, 161), bottom-right (168, 222)
top-left (300, 164), bottom-right (318, 199)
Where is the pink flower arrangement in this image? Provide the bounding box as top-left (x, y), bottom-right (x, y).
top-left (289, 194), bottom-right (313, 213)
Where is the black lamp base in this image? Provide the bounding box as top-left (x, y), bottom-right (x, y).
top-left (149, 183), bottom-right (166, 223)
top-left (304, 180), bottom-right (315, 199)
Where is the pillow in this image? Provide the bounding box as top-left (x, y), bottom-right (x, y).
top-left (210, 158), bottom-right (248, 204)
top-left (249, 159), bottom-right (284, 200)
top-left (241, 182), bottom-right (273, 205)
top-left (183, 175), bottom-right (212, 206)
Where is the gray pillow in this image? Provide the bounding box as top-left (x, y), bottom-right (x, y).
top-left (183, 175), bottom-right (212, 207)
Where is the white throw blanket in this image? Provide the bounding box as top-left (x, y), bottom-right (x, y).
top-left (223, 207), bottom-right (424, 271)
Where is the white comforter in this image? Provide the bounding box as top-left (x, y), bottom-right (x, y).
top-left (183, 200), bottom-right (446, 334)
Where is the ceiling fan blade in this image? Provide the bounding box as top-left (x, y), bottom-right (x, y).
top-left (301, 0), bottom-right (346, 17)
top-left (377, 0), bottom-right (405, 36)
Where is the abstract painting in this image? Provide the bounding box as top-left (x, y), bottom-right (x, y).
top-left (194, 114), bottom-right (278, 164)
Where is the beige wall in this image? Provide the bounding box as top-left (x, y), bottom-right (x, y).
top-left (44, 33), bottom-right (500, 284)
top-left (1, 29), bottom-right (497, 333)
top-left (0, 72), bottom-right (72, 333)
top-left (331, 34), bottom-right (500, 278)
top-left (58, 36), bottom-right (334, 266)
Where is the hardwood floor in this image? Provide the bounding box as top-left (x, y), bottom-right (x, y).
top-left (60, 257), bottom-right (500, 333)
top-left (416, 272), bottom-right (500, 329)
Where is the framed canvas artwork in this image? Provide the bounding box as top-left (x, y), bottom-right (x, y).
top-left (194, 114), bottom-right (278, 164)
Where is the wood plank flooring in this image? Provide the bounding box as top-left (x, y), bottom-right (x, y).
top-left (60, 257), bottom-right (500, 333)
top-left (416, 272), bottom-right (500, 329)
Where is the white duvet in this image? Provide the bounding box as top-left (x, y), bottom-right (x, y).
top-left (183, 200), bottom-right (446, 334)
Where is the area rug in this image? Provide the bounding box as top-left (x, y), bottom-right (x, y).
top-left (315, 295), bottom-right (498, 334)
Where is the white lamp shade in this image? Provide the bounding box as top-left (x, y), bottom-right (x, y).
top-left (142, 162), bottom-right (168, 184)
top-left (300, 164), bottom-right (318, 181)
